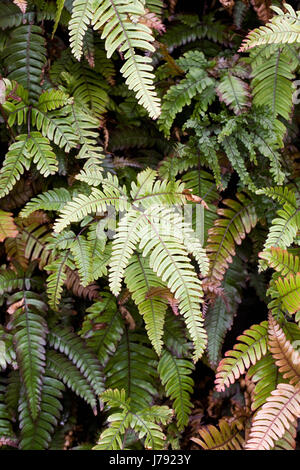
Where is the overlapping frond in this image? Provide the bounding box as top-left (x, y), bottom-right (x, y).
top-left (10, 290), bottom-right (48, 420)
top-left (158, 350), bottom-right (194, 430)
top-left (3, 24), bottom-right (46, 101)
top-left (125, 255), bottom-right (168, 355)
top-left (93, 388), bottom-right (172, 450)
top-left (268, 313), bottom-right (300, 385)
top-left (215, 322), bottom-right (268, 392)
top-left (240, 4), bottom-right (300, 51)
top-left (48, 326), bottom-right (105, 398)
top-left (206, 193), bottom-right (257, 286)
top-left (18, 373), bottom-right (64, 450)
top-left (80, 293), bottom-right (124, 365)
top-left (92, 0), bottom-right (161, 119)
top-left (245, 383), bottom-right (300, 450)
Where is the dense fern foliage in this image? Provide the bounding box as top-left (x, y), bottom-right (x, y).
top-left (0, 0), bottom-right (299, 451)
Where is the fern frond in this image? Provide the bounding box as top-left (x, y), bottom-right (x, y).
top-left (10, 290), bottom-right (48, 421)
top-left (92, 0), bottom-right (161, 119)
top-left (192, 418), bottom-right (244, 450)
top-left (268, 313), bottom-right (300, 386)
top-left (259, 247), bottom-right (300, 276)
top-left (245, 383), bottom-right (300, 450)
top-left (94, 388), bottom-right (172, 450)
top-left (69, 235), bottom-right (92, 286)
top-left (247, 353), bottom-right (284, 411)
top-left (68, 0), bottom-right (95, 61)
top-left (46, 349), bottom-right (97, 412)
top-left (158, 51), bottom-right (215, 137)
top-left (0, 3), bottom-right (34, 29)
top-left (31, 107), bottom-right (78, 152)
top-left (125, 254), bottom-right (168, 355)
top-left (205, 256), bottom-right (246, 368)
top-left (8, 220), bottom-right (51, 270)
top-left (206, 193), bottom-right (257, 286)
top-left (45, 253), bottom-right (73, 310)
top-left (0, 327), bottom-right (16, 371)
top-left (48, 326), bottom-right (105, 397)
top-left (4, 24), bottom-right (46, 102)
top-left (19, 372), bottom-right (64, 450)
top-left (0, 210), bottom-right (18, 242)
top-left (138, 206), bottom-right (207, 362)
top-left (216, 72), bottom-right (251, 115)
top-left (105, 331), bottom-right (158, 411)
top-left (257, 186), bottom-right (300, 251)
top-left (0, 135), bottom-right (31, 198)
top-left (239, 4), bottom-right (300, 51)
top-left (37, 89), bottom-right (70, 112)
top-left (274, 419), bottom-right (297, 450)
top-left (53, 185), bottom-right (129, 233)
top-left (274, 273), bottom-right (300, 315)
top-left (20, 187), bottom-right (76, 218)
top-left (80, 293), bottom-right (124, 365)
top-left (109, 209), bottom-right (144, 296)
top-left (249, 46), bottom-right (296, 135)
top-left (26, 132), bottom-right (58, 177)
top-left (87, 225), bottom-right (111, 281)
top-left (215, 321), bottom-right (268, 392)
top-left (0, 381), bottom-right (16, 444)
top-left (158, 350), bottom-right (194, 430)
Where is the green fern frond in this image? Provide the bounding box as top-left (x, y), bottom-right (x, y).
top-left (37, 89), bottom-right (70, 112)
top-left (247, 353), bottom-right (283, 411)
top-left (125, 254), bottom-right (168, 355)
top-left (19, 373), bottom-right (64, 450)
top-left (205, 256), bottom-right (246, 368)
top-left (20, 187), bottom-right (77, 218)
top-left (216, 72), bottom-right (251, 115)
top-left (136, 206), bottom-right (207, 362)
top-left (158, 350), bottom-right (194, 430)
top-left (257, 187), bottom-right (300, 252)
top-left (92, 0), bottom-right (160, 119)
top-left (239, 4), bottom-right (300, 51)
top-left (80, 292), bottom-right (124, 365)
top-left (0, 135), bottom-right (31, 198)
top-left (45, 253), bottom-right (73, 310)
top-left (206, 193), bottom-right (257, 286)
top-left (53, 185), bottom-right (129, 233)
top-left (26, 132), bottom-right (58, 177)
top-left (273, 273), bottom-right (300, 315)
top-left (3, 24), bottom-right (46, 101)
top-left (105, 331), bottom-right (158, 411)
top-left (0, 3), bottom-right (34, 29)
top-left (259, 247), bottom-right (300, 276)
top-left (31, 106), bottom-right (78, 152)
top-left (0, 381), bottom-right (16, 445)
top-left (94, 388), bottom-right (172, 450)
top-left (158, 51), bottom-right (215, 137)
top-left (46, 349), bottom-right (97, 412)
top-left (0, 327), bottom-right (16, 371)
top-left (10, 290), bottom-right (48, 421)
top-left (48, 326), bottom-right (105, 398)
top-left (69, 235), bottom-right (92, 286)
top-left (215, 321), bottom-right (268, 392)
top-left (69, 0), bottom-right (95, 61)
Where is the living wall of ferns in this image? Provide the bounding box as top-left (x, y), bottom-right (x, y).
top-left (0, 0), bottom-right (299, 451)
